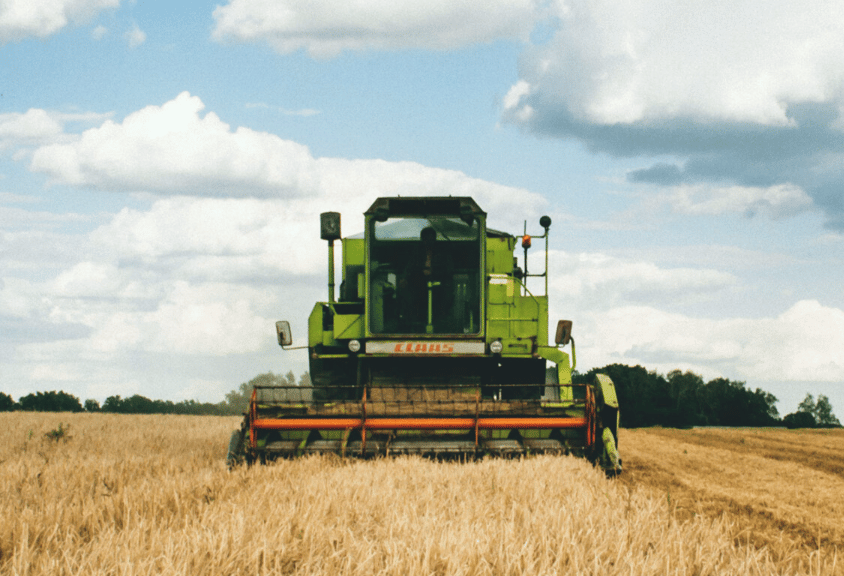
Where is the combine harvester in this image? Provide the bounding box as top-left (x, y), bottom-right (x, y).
top-left (228, 197), bottom-right (621, 474)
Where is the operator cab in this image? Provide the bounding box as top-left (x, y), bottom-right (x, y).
top-left (366, 197), bottom-right (483, 336)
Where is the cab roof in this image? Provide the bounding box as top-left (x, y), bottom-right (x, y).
top-left (364, 197), bottom-right (485, 217)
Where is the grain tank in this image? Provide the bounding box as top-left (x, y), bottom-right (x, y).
top-left (228, 197), bottom-right (621, 474)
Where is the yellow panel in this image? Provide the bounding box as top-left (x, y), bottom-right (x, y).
top-left (334, 314), bottom-right (363, 339)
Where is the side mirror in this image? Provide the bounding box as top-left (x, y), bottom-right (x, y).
top-left (276, 321), bottom-right (293, 347)
top-left (555, 320), bottom-right (573, 346)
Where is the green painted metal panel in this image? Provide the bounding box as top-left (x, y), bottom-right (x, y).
top-left (537, 346), bottom-right (574, 403)
top-left (308, 304), bottom-right (323, 347)
top-left (602, 426), bottom-right (621, 470)
top-left (342, 238), bottom-right (365, 301)
top-left (334, 314), bottom-right (363, 339)
top-left (343, 238), bottom-right (365, 267)
top-left (595, 373), bottom-right (619, 408)
top-left (486, 236), bottom-right (516, 274)
top-left (308, 302), bottom-right (341, 348)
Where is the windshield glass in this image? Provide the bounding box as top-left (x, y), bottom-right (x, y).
top-left (369, 217), bottom-right (480, 335)
top-left (373, 217), bottom-right (479, 241)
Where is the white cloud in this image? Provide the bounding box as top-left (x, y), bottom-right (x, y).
top-left (0, 0), bottom-right (118, 43)
top-left (145, 282), bottom-right (269, 355)
top-left (26, 93), bottom-right (546, 229)
top-left (651, 183), bottom-right (814, 219)
top-left (60, 280), bottom-right (272, 356)
top-left (576, 300), bottom-right (844, 386)
top-left (51, 261), bottom-right (117, 297)
top-left (5, 88), bottom-right (550, 402)
top-left (770, 300), bottom-right (844, 380)
top-left (496, 1), bottom-right (844, 231)
top-left (0, 277), bottom-right (45, 319)
top-left (505, 0), bottom-right (844, 126)
top-left (31, 259), bottom-right (274, 357)
top-left (542, 250), bottom-right (844, 399)
top-left (91, 24), bottom-right (106, 39)
top-left (1, 108), bottom-right (112, 153)
top-left (502, 80), bottom-right (534, 123)
top-left (580, 306), bottom-right (730, 371)
top-left (5, 93), bottom-right (545, 387)
top-left (312, 157), bottom-right (546, 233)
top-left (87, 190), bottom-right (543, 285)
top-left (124, 22), bottom-right (145, 47)
top-left (212, 0), bottom-right (540, 57)
top-left (549, 250), bottom-right (737, 308)
top-left (30, 92), bottom-right (320, 196)
top-left (89, 196), bottom-right (325, 276)
top-left (0, 109), bottom-right (64, 150)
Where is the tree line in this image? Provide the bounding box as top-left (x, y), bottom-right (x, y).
top-left (1, 365), bottom-right (839, 428)
top-left (0, 389), bottom-right (236, 415)
top-left (572, 364), bottom-right (841, 428)
top-left (0, 371), bottom-right (308, 417)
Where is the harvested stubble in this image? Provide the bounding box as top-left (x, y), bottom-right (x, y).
top-left (619, 427), bottom-right (844, 574)
top-left (0, 413), bottom-right (832, 575)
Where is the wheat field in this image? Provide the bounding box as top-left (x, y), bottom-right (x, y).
top-left (0, 413), bottom-right (840, 575)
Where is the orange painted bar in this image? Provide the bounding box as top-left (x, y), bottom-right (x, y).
top-left (251, 417), bottom-right (588, 431)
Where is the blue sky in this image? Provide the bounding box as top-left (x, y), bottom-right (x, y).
top-left (2, 0), bottom-right (843, 417)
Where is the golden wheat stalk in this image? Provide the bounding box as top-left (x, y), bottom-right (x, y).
top-left (1, 413), bottom-right (839, 575)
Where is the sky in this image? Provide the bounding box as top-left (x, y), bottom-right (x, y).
top-left (2, 0), bottom-right (843, 417)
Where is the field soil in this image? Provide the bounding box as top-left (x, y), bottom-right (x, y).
top-left (0, 413), bottom-right (841, 575)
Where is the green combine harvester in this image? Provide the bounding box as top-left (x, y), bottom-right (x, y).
top-left (228, 197), bottom-right (621, 474)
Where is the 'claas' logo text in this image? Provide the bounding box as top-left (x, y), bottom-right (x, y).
top-left (393, 342), bottom-right (454, 353)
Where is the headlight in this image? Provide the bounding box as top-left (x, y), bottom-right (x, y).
top-left (489, 340), bottom-right (503, 354)
top-left (348, 339), bottom-right (361, 353)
